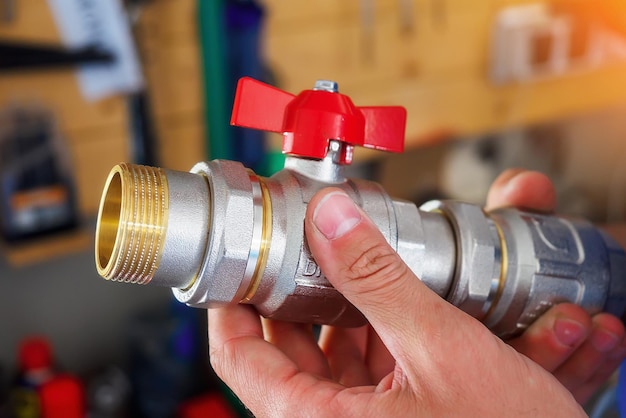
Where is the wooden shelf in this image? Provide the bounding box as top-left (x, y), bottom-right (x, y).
top-left (1, 228), bottom-right (92, 267)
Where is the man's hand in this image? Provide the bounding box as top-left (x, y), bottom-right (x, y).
top-left (486, 169), bottom-right (626, 404)
top-left (208, 181), bottom-right (586, 417)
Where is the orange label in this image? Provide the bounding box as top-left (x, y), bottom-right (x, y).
top-left (10, 186), bottom-right (69, 211)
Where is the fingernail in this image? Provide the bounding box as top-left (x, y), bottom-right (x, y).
top-left (502, 171), bottom-right (525, 195)
top-left (553, 318), bottom-right (587, 347)
top-left (591, 329), bottom-right (620, 352)
top-left (500, 169), bottom-right (525, 184)
top-left (313, 191), bottom-right (361, 240)
top-left (492, 168), bottom-right (523, 192)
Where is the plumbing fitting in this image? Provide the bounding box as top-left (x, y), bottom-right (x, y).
top-left (95, 77), bottom-right (626, 338)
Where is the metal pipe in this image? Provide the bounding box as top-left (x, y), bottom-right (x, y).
top-left (94, 155), bottom-right (626, 338)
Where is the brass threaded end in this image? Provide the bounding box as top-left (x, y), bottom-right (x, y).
top-left (95, 163), bottom-right (168, 284)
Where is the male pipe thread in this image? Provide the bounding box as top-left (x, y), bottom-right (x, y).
top-left (95, 163), bottom-right (168, 284)
top-left (96, 163), bottom-right (211, 290)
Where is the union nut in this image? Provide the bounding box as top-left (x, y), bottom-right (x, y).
top-left (95, 160), bottom-right (268, 307)
top-left (421, 200), bottom-right (503, 320)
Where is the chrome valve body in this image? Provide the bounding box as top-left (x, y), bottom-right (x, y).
top-left (95, 144), bottom-right (626, 337)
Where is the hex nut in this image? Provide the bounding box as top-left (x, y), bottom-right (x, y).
top-left (424, 201), bottom-right (501, 319)
top-left (173, 160), bottom-right (256, 307)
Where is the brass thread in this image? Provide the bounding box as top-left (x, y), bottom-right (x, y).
top-left (241, 179), bottom-right (272, 303)
top-left (95, 163), bottom-right (168, 284)
top-left (484, 219), bottom-right (508, 321)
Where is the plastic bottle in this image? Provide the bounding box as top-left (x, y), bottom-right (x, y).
top-left (9, 337), bottom-right (84, 418)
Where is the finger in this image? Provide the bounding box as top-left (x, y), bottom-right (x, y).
top-left (486, 169), bottom-right (556, 212)
top-left (207, 304), bottom-right (293, 391)
top-left (261, 318), bottom-right (332, 378)
top-left (571, 341), bottom-right (626, 404)
top-left (318, 325), bottom-right (372, 386)
top-left (507, 303), bottom-right (592, 372)
top-left (305, 188), bottom-right (469, 375)
top-left (208, 305), bottom-right (341, 416)
top-left (553, 313), bottom-right (625, 391)
top-left (366, 328), bottom-right (396, 383)
top-left (208, 303), bottom-right (264, 348)
top-left (319, 325), bottom-right (395, 386)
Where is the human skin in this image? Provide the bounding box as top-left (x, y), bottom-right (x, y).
top-left (207, 170), bottom-right (623, 416)
top-left (487, 169), bottom-right (626, 404)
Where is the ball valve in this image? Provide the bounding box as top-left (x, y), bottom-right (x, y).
top-left (95, 77), bottom-right (626, 338)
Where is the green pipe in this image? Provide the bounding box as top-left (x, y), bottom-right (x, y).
top-left (197, 0), bottom-right (233, 161)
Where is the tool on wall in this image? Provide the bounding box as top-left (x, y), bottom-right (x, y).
top-left (1, 0), bottom-right (15, 23)
top-left (47, 0), bottom-right (144, 101)
top-left (224, 0), bottom-right (267, 172)
top-left (93, 77), bottom-right (626, 339)
top-left (0, 104), bottom-right (79, 242)
top-left (0, 41), bottom-right (113, 72)
top-left (198, 0), bottom-right (271, 174)
top-left (125, 0), bottom-right (160, 166)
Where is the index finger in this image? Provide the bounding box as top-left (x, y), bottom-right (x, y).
top-left (207, 305), bottom-right (313, 415)
top-left (486, 169), bottom-right (557, 212)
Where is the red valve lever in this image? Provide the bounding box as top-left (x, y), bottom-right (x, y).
top-left (231, 77), bottom-right (406, 164)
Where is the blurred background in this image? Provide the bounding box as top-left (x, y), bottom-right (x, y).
top-left (1, 0), bottom-right (626, 416)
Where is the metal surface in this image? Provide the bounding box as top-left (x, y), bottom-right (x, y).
top-left (95, 163), bottom-right (169, 285)
top-left (173, 160), bottom-right (256, 306)
top-left (394, 200), bottom-right (455, 298)
top-left (94, 157), bottom-right (626, 336)
top-left (95, 163), bottom-right (210, 289)
top-left (486, 209), bottom-right (626, 338)
top-left (313, 80), bottom-right (339, 93)
top-left (422, 201), bottom-right (503, 321)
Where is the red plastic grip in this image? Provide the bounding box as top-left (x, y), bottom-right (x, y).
top-left (231, 77), bottom-right (406, 164)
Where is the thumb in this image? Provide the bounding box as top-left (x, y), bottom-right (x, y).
top-left (305, 188), bottom-right (459, 363)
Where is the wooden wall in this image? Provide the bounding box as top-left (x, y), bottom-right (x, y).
top-left (263, 0), bottom-right (626, 155)
top-left (0, 1), bottom-right (130, 216)
top-left (4, 0), bottom-right (626, 217)
top-left (0, 0), bottom-right (207, 220)
top-left (134, 0), bottom-right (206, 172)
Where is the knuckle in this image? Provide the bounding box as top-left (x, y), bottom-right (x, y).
top-left (209, 338), bottom-right (238, 378)
top-left (208, 344), bottom-right (225, 375)
top-left (341, 241), bottom-right (410, 299)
